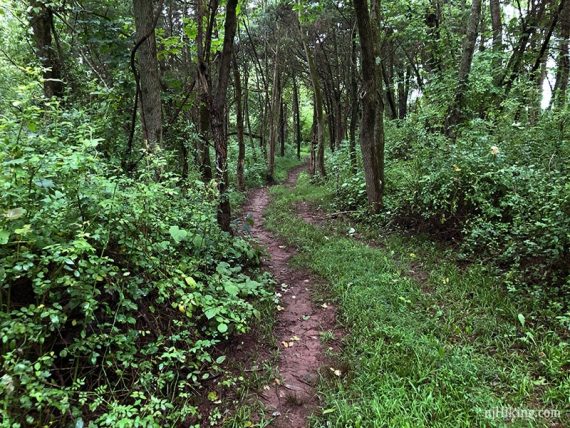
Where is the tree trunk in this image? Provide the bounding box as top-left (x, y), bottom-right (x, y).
top-left (267, 54), bottom-right (280, 182)
top-left (211, 0), bottom-right (238, 232)
top-left (243, 65), bottom-right (257, 161)
top-left (298, 16), bottom-right (326, 177)
top-left (349, 25), bottom-right (358, 173)
top-left (553, 0), bottom-right (570, 107)
top-left (279, 101), bottom-right (286, 157)
top-left (309, 99), bottom-right (317, 176)
top-left (445, 0), bottom-right (482, 136)
top-left (133, 0), bottom-right (163, 150)
top-left (354, 0), bottom-right (384, 212)
top-left (233, 55), bottom-right (245, 191)
top-left (490, 0), bottom-right (503, 75)
top-left (293, 74), bottom-right (302, 160)
top-left (397, 65), bottom-right (410, 119)
top-left (29, 1), bottom-right (64, 98)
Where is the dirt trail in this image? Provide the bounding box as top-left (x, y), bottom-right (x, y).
top-left (242, 166), bottom-right (339, 427)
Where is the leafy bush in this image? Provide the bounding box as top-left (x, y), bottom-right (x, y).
top-left (0, 99), bottom-right (273, 426)
top-left (326, 117), bottom-right (569, 305)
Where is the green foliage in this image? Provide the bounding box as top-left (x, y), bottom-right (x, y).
top-left (0, 97), bottom-right (273, 426)
top-left (327, 111), bottom-right (570, 311)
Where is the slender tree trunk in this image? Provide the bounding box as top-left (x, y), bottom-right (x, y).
top-left (233, 55), bottom-right (245, 191)
top-left (349, 25), bottom-right (359, 173)
top-left (499, 2), bottom-right (547, 94)
top-left (267, 53), bottom-right (280, 182)
top-left (293, 74), bottom-right (302, 159)
top-left (195, 0), bottom-right (212, 180)
top-left (397, 65), bottom-right (410, 119)
top-left (354, 0), bottom-right (384, 212)
top-left (553, 0), bottom-right (570, 107)
top-left (29, 1), bottom-right (64, 98)
top-left (279, 101), bottom-right (286, 156)
top-left (244, 66), bottom-right (257, 161)
top-left (211, 0), bottom-right (238, 232)
top-left (309, 99), bottom-right (317, 175)
top-left (490, 0), bottom-right (503, 76)
top-left (298, 13), bottom-right (326, 177)
top-left (445, 0), bottom-right (482, 136)
top-left (133, 0), bottom-right (163, 150)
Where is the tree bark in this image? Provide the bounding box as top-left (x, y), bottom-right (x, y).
top-left (211, 0), bottom-right (238, 232)
top-left (267, 52), bottom-right (280, 182)
top-left (133, 0), bottom-right (163, 150)
top-left (233, 55), bottom-right (245, 191)
top-left (490, 0), bottom-right (503, 75)
top-left (29, 1), bottom-right (64, 98)
top-left (445, 0), bottom-right (482, 136)
top-left (195, 0), bottom-right (214, 180)
top-left (354, 0), bottom-right (384, 212)
top-left (553, 0), bottom-right (570, 107)
top-left (298, 15), bottom-right (326, 177)
top-left (309, 99), bottom-right (317, 176)
top-left (292, 74), bottom-right (302, 160)
top-left (279, 101), bottom-right (286, 157)
top-left (349, 25), bottom-right (359, 173)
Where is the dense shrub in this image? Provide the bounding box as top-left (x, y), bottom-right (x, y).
top-left (328, 116), bottom-right (569, 303)
top-left (0, 100), bottom-right (273, 426)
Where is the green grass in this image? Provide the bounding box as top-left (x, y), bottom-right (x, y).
top-left (264, 173), bottom-right (570, 428)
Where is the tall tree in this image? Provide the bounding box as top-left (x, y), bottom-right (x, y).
top-left (133, 0), bottom-right (163, 150)
top-left (445, 0), bottom-right (483, 135)
top-left (233, 54), bottom-right (245, 191)
top-left (490, 0), bottom-right (503, 75)
top-left (292, 73), bottom-right (302, 160)
top-left (267, 48), bottom-right (281, 182)
top-left (211, 0), bottom-right (239, 232)
top-left (196, 0), bottom-right (213, 180)
top-left (553, 0), bottom-right (570, 107)
top-left (29, 1), bottom-right (64, 98)
top-left (353, 0), bottom-right (385, 212)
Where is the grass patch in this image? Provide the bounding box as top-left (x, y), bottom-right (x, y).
top-left (265, 173), bottom-right (570, 427)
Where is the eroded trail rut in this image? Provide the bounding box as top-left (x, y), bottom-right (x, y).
top-left (243, 166), bottom-right (339, 427)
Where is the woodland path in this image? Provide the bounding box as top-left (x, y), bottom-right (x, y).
top-left (242, 166), bottom-right (340, 428)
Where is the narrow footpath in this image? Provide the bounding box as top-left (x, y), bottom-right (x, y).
top-left (242, 166), bottom-right (339, 427)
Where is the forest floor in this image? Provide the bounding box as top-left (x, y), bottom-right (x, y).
top-left (240, 165), bottom-right (342, 427)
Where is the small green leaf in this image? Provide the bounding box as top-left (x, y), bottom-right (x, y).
top-left (217, 323), bottom-right (228, 333)
top-left (0, 230), bottom-right (9, 245)
top-left (184, 276), bottom-right (197, 287)
top-left (169, 225), bottom-right (188, 243)
top-left (204, 307), bottom-right (218, 320)
top-left (224, 282), bottom-right (239, 296)
top-left (517, 313), bottom-right (525, 327)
